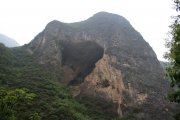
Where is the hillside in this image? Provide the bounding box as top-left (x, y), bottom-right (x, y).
top-left (25, 12), bottom-right (174, 119)
top-left (0, 33), bottom-right (19, 47)
top-left (0, 43), bottom-right (101, 120)
top-left (160, 61), bottom-right (170, 69)
top-left (0, 12), bottom-right (175, 120)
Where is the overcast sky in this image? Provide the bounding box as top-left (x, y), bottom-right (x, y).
top-left (0, 0), bottom-right (175, 61)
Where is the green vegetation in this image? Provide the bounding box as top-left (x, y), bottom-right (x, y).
top-left (160, 61), bottom-right (170, 70)
top-left (77, 95), bottom-right (119, 120)
top-left (0, 43), bottom-right (120, 119)
top-left (0, 44), bottom-right (91, 120)
top-left (0, 88), bottom-right (37, 120)
top-left (101, 79), bottom-right (110, 87)
top-left (165, 0), bottom-right (180, 119)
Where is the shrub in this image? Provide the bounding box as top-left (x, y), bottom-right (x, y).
top-left (102, 79), bottom-right (110, 87)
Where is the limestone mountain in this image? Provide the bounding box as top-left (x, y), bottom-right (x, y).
top-left (25, 12), bottom-right (173, 119)
top-left (0, 33), bottom-right (19, 47)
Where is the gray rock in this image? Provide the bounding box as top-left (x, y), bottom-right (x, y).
top-left (25, 12), bottom-right (174, 120)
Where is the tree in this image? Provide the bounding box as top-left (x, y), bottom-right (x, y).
top-left (165, 0), bottom-right (180, 119)
top-left (0, 88), bottom-right (37, 120)
top-left (30, 112), bottom-right (41, 120)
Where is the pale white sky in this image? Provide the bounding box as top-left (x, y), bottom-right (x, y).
top-left (0, 0), bottom-right (175, 61)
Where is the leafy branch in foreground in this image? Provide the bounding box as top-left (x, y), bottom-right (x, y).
top-left (165, 0), bottom-right (180, 120)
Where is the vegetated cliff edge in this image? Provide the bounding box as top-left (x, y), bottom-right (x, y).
top-left (25, 12), bottom-right (173, 119)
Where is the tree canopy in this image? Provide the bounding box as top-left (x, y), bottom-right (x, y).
top-left (0, 88), bottom-right (37, 120)
top-left (165, 0), bottom-right (180, 119)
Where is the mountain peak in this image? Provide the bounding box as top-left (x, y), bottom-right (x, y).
top-left (93, 11), bottom-right (121, 17)
top-left (84, 12), bottom-right (132, 29)
top-left (45, 20), bottom-right (66, 29)
top-left (46, 20), bottom-right (62, 25)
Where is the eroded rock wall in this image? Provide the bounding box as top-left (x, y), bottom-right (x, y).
top-left (25, 12), bottom-right (173, 119)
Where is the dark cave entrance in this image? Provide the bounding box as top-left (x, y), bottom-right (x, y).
top-left (61, 41), bottom-right (104, 85)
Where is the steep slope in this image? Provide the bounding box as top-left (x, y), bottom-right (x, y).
top-left (25, 12), bottom-right (173, 119)
top-left (0, 43), bottom-right (97, 120)
top-left (0, 33), bottom-right (19, 47)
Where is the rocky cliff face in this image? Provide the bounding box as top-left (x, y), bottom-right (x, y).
top-left (25, 12), bottom-right (173, 119)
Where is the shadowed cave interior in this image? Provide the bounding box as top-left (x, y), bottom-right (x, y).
top-left (61, 41), bottom-right (104, 85)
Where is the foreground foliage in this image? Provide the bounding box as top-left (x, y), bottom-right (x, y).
top-left (165, 0), bottom-right (180, 119)
top-left (0, 88), bottom-right (37, 120)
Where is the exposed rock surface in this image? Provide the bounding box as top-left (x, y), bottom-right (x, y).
top-left (78, 54), bottom-right (125, 116)
top-left (25, 12), bottom-right (173, 119)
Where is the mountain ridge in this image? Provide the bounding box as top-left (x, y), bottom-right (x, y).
top-left (0, 12), bottom-right (175, 120)
top-left (24, 12), bottom-right (174, 119)
top-left (0, 33), bottom-right (19, 47)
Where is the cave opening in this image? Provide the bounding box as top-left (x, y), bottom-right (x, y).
top-left (61, 41), bottom-right (104, 85)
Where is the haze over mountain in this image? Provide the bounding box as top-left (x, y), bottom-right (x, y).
top-left (0, 33), bottom-right (19, 47)
top-left (0, 12), bottom-right (175, 120)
